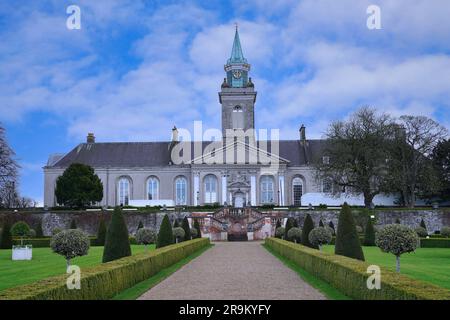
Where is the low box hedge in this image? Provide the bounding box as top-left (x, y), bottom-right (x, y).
top-left (12, 236), bottom-right (138, 247)
top-left (420, 238), bottom-right (450, 248)
top-left (265, 238), bottom-right (450, 300)
top-left (0, 238), bottom-right (209, 300)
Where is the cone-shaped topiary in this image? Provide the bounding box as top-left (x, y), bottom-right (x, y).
top-left (293, 219), bottom-right (299, 228)
top-left (157, 214), bottom-right (174, 248)
top-left (102, 207), bottom-right (131, 263)
top-left (363, 217), bottom-right (376, 246)
top-left (70, 219), bottom-right (77, 229)
top-left (319, 220), bottom-right (324, 227)
top-left (173, 227), bottom-right (185, 243)
top-left (395, 218), bottom-right (401, 224)
top-left (173, 219), bottom-right (179, 228)
top-left (275, 220), bottom-right (281, 230)
top-left (420, 218), bottom-right (427, 232)
top-left (0, 221), bottom-right (12, 249)
top-left (284, 217), bottom-right (295, 240)
top-left (96, 218), bottom-right (107, 246)
top-left (181, 217), bottom-right (191, 241)
top-left (137, 221), bottom-right (144, 230)
top-left (193, 218), bottom-right (201, 238)
top-left (301, 214), bottom-right (318, 249)
top-left (335, 203), bottom-right (365, 261)
top-left (35, 219), bottom-right (44, 238)
top-left (328, 221), bottom-right (335, 233)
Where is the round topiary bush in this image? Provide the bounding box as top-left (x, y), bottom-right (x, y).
top-left (376, 224), bottom-right (419, 273)
top-left (308, 227), bottom-right (332, 251)
top-left (50, 229), bottom-right (90, 268)
top-left (190, 228), bottom-right (198, 239)
top-left (11, 221), bottom-right (30, 245)
top-left (28, 229), bottom-right (36, 238)
top-left (356, 225), bottom-right (363, 234)
top-left (415, 226), bottom-right (428, 238)
top-left (287, 227), bottom-right (302, 243)
top-left (52, 228), bottom-right (63, 236)
top-left (172, 227), bottom-right (185, 243)
top-left (275, 227), bottom-right (285, 239)
top-left (441, 226), bottom-right (450, 238)
top-left (135, 228), bottom-right (156, 249)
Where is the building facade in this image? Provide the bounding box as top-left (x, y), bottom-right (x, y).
top-left (44, 29), bottom-right (391, 208)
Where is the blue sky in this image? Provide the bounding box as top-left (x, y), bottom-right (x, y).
top-left (1, 0), bottom-right (449, 204)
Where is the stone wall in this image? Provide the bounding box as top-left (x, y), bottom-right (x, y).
top-left (1, 209), bottom-right (449, 237)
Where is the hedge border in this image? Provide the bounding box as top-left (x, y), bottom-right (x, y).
top-left (0, 238), bottom-right (209, 300)
top-left (11, 236), bottom-right (139, 247)
top-left (265, 238), bottom-right (450, 300)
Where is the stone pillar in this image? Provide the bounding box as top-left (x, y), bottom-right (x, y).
top-left (194, 172), bottom-right (200, 206)
top-left (250, 175), bottom-right (256, 205)
top-left (222, 174), bottom-right (227, 205)
top-left (279, 175), bottom-right (285, 206)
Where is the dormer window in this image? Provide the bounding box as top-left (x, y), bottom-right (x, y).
top-left (232, 105), bottom-right (244, 129)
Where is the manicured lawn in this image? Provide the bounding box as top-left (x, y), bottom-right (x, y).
top-left (322, 245), bottom-right (450, 290)
top-left (0, 245), bottom-right (151, 292)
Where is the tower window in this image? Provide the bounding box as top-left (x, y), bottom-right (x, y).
top-left (232, 106), bottom-right (244, 129)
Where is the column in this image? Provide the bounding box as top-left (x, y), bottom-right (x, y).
top-left (250, 175), bottom-right (256, 206)
top-left (279, 175), bottom-right (285, 206)
top-left (222, 174), bottom-right (227, 205)
top-left (194, 173), bottom-right (200, 206)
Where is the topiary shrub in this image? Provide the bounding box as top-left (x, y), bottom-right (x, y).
top-left (102, 207), bottom-right (131, 263)
top-left (308, 227), bottom-right (332, 251)
top-left (415, 227), bottom-right (428, 238)
top-left (395, 218), bottom-right (401, 224)
top-left (11, 221), bottom-right (30, 245)
top-left (441, 226), bottom-right (450, 238)
top-left (275, 227), bottom-right (285, 239)
top-left (172, 227), bottom-right (185, 243)
top-left (193, 219), bottom-right (201, 238)
top-left (284, 217), bottom-right (295, 240)
top-left (135, 228), bottom-right (156, 250)
top-left (0, 221), bottom-right (12, 249)
top-left (287, 227), bottom-right (302, 243)
top-left (376, 224), bottom-right (419, 273)
top-left (328, 221), bottom-right (335, 234)
top-left (319, 220), bottom-right (324, 227)
top-left (96, 219), bottom-right (107, 246)
top-left (363, 217), bottom-right (376, 246)
top-left (173, 219), bottom-right (179, 228)
top-left (137, 221), bottom-right (144, 230)
top-left (157, 214), bottom-right (174, 248)
top-left (420, 218), bottom-right (427, 232)
top-left (35, 220), bottom-right (44, 238)
top-left (356, 225), bottom-right (363, 234)
top-left (335, 203), bottom-right (365, 261)
top-left (181, 217), bottom-right (191, 241)
top-left (190, 228), bottom-right (198, 239)
top-left (301, 214), bottom-right (317, 249)
top-left (28, 229), bottom-right (36, 238)
top-left (275, 219), bottom-right (281, 230)
top-left (52, 227), bottom-right (63, 236)
top-left (69, 219), bottom-right (77, 229)
top-left (51, 229), bottom-right (90, 268)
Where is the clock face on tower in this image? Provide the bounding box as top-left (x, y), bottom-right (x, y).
top-left (232, 70), bottom-right (242, 79)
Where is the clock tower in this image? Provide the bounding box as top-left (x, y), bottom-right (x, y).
top-left (219, 26), bottom-right (257, 139)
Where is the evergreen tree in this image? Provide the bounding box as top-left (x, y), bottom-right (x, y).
top-left (328, 221), bottom-right (335, 232)
top-left (157, 214), bottom-right (174, 248)
top-left (173, 219), bottom-right (179, 228)
top-left (102, 207), bottom-right (131, 263)
top-left (335, 203), bottom-right (365, 261)
top-left (35, 219), bottom-right (44, 238)
top-left (319, 220), bottom-right (324, 227)
top-left (96, 218), bottom-right (107, 246)
top-left (420, 219), bottom-right (427, 232)
top-left (70, 219), bottom-right (77, 229)
top-left (193, 218), bottom-right (201, 238)
top-left (395, 218), bottom-right (401, 224)
top-left (275, 220), bottom-right (281, 229)
top-left (301, 214), bottom-right (317, 249)
top-left (293, 219), bottom-right (299, 228)
top-left (137, 221), bottom-right (144, 230)
top-left (284, 218), bottom-right (295, 241)
top-left (181, 217), bottom-right (191, 241)
top-left (363, 217), bottom-right (376, 246)
top-left (0, 220), bottom-right (12, 249)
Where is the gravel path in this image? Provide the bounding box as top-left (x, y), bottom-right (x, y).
top-left (138, 241), bottom-right (326, 300)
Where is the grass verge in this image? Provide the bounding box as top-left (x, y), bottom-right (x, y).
top-left (112, 244), bottom-right (213, 300)
top-left (263, 243), bottom-right (350, 300)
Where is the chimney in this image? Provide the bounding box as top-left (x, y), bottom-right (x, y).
top-left (172, 126), bottom-right (179, 142)
top-left (87, 133), bottom-right (95, 143)
top-left (299, 125), bottom-right (306, 141)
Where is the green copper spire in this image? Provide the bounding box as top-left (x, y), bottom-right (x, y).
top-left (227, 25), bottom-right (247, 64)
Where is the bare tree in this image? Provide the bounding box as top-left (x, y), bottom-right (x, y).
top-left (315, 107), bottom-right (396, 208)
top-left (0, 124), bottom-right (19, 208)
top-left (387, 116), bottom-right (448, 207)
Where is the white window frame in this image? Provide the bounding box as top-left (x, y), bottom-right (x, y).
top-left (118, 177), bottom-right (131, 206)
top-left (260, 175), bottom-right (274, 204)
top-left (147, 176), bottom-right (159, 200)
top-left (292, 177), bottom-right (303, 206)
top-left (204, 175), bottom-right (217, 204)
top-left (175, 176), bottom-right (187, 205)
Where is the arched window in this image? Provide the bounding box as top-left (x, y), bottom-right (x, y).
top-left (175, 176), bottom-right (187, 205)
top-left (260, 175), bottom-right (274, 204)
top-left (204, 175), bottom-right (217, 204)
top-left (147, 176), bottom-right (159, 200)
top-left (322, 178), bottom-right (333, 193)
top-left (118, 177), bottom-right (131, 206)
top-left (232, 105), bottom-right (244, 129)
top-left (292, 177), bottom-right (303, 206)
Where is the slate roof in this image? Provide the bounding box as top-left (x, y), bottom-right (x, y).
top-left (47, 140), bottom-right (327, 169)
